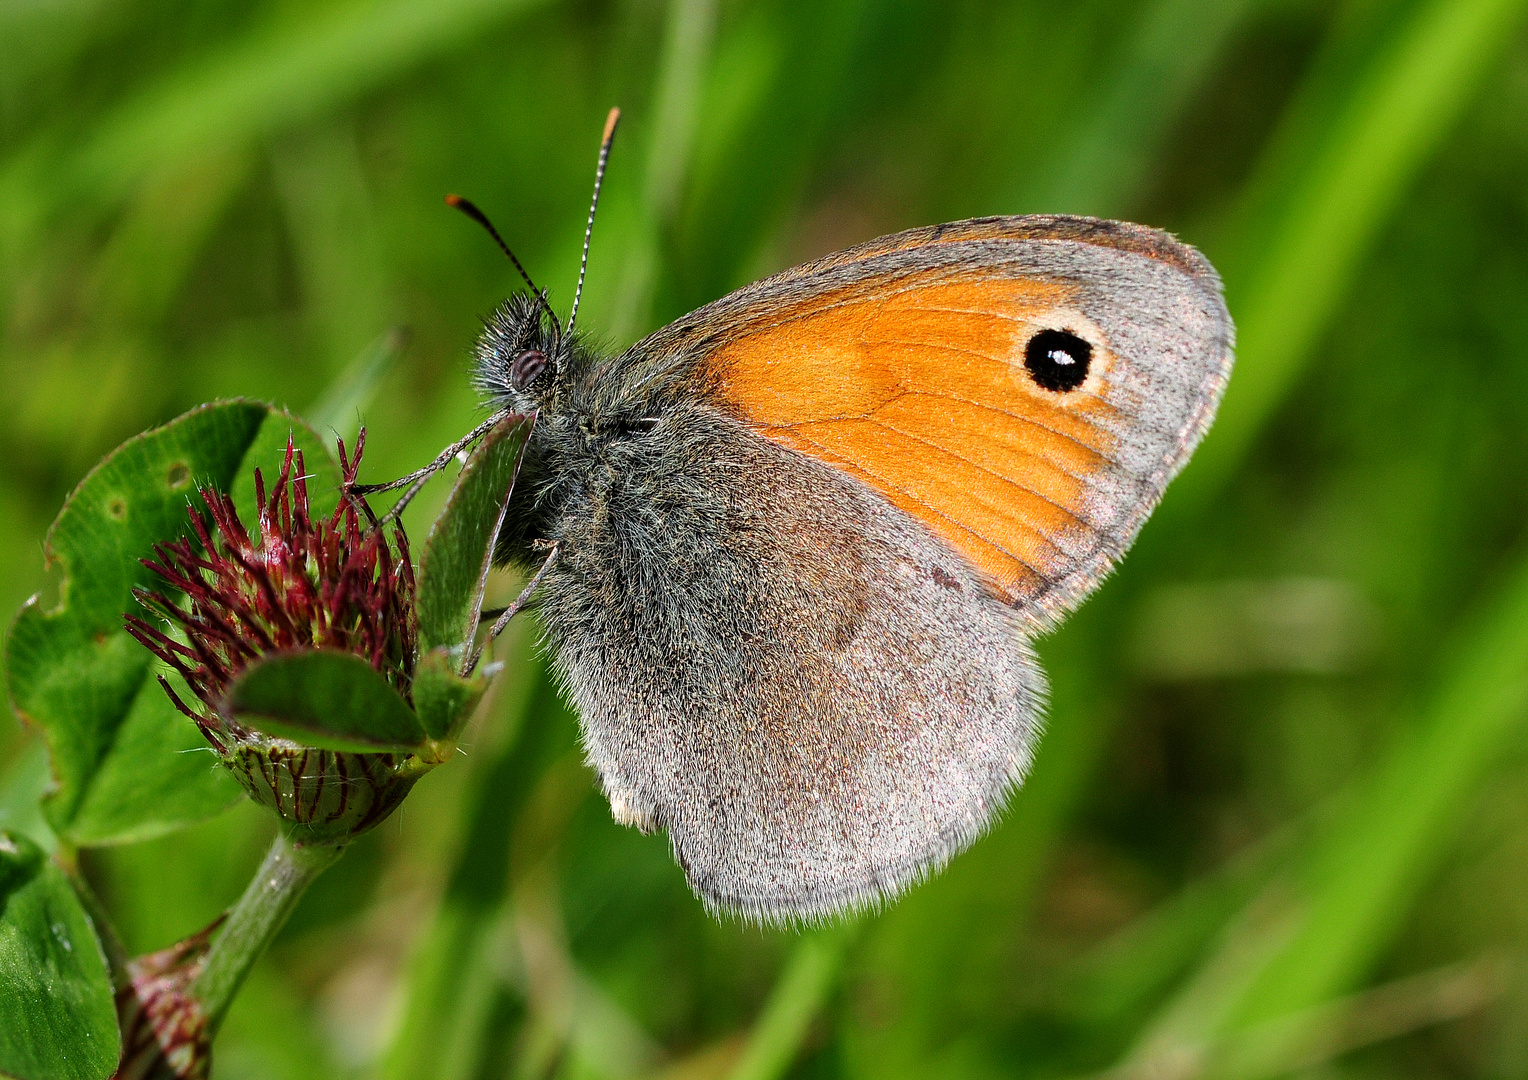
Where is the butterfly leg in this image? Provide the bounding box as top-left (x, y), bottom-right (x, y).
top-left (463, 540), bottom-right (560, 674)
top-left (349, 411), bottom-right (510, 527)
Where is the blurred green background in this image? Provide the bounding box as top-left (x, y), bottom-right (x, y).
top-left (5, 0), bottom-right (1528, 1077)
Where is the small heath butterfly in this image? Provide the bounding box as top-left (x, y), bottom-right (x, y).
top-left (417, 109), bottom-right (1233, 921)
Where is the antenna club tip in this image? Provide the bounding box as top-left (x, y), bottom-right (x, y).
top-left (445, 193), bottom-right (463, 207)
top-left (603, 107), bottom-right (621, 142)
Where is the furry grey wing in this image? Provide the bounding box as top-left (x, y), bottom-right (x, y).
top-left (537, 411), bottom-right (1044, 922)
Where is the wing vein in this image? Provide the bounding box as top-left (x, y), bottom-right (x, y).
top-left (867, 404), bottom-right (1119, 496)
top-left (781, 430), bottom-right (1048, 586)
top-left (902, 390), bottom-right (1120, 459)
top-left (863, 417), bottom-right (1090, 536)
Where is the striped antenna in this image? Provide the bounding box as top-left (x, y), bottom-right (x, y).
top-left (566, 107), bottom-right (621, 336)
top-left (445, 194), bottom-right (560, 336)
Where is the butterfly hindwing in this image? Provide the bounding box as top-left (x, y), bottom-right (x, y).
top-left (543, 412), bottom-right (1044, 921)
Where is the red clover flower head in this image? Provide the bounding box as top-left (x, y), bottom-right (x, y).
top-left (124, 433), bottom-right (421, 841)
top-left (126, 432), bottom-right (415, 746)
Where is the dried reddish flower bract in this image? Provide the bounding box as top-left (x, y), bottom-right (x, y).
top-left (113, 919), bottom-right (221, 1080)
top-left (125, 433), bottom-right (423, 841)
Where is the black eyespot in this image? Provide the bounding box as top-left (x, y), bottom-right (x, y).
top-left (511, 349), bottom-right (547, 390)
top-left (1024, 329), bottom-right (1092, 392)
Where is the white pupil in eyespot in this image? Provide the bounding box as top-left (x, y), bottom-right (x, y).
top-left (1049, 348), bottom-right (1076, 365)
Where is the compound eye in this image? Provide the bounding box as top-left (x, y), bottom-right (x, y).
top-left (511, 349), bottom-right (547, 390)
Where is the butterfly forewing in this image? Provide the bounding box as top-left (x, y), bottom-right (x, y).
top-left (637, 216), bottom-right (1233, 624)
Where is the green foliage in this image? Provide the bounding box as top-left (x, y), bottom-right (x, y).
top-left (228, 650), bottom-right (430, 754)
top-left (411, 647), bottom-right (489, 741)
top-left (379, 666), bottom-right (573, 1080)
top-left (407, 411), bottom-right (535, 744)
top-left (4, 401), bottom-right (336, 847)
top-left (0, 832), bottom-right (118, 1080)
top-left (1222, 552), bottom-right (1528, 1034)
top-left (415, 412), bottom-right (535, 655)
top-left (5, 0), bottom-right (1528, 1078)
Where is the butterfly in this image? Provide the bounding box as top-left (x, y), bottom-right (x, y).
top-left (385, 109), bottom-right (1233, 922)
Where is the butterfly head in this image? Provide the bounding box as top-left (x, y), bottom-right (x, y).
top-left (472, 290), bottom-right (567, 415)
top-left (472, 293), bottom-right (670, 449)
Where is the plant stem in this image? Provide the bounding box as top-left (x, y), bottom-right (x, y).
top-left (191, 828), bottom-right (344, 1033)
top-left (60, 854), bottom-right (133, 993)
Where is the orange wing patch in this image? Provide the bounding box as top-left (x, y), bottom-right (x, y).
top-left (712, 272), bottom-right (1122, 605)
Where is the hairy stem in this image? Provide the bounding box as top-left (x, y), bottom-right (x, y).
top-left (192, 828), bottom-right (344, 1033)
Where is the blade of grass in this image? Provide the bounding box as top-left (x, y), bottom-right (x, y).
top-left (4, 146), bottom-right (253, 460)
top-left (607, 0), bottom-right (719, 344)
top-left (0, 0), bottom-right (554, 264)
top-left (216, 964), bottom-right (349, 1080)
top-left (1218, 955), bottom-right (1509, 1080)
top-left (1108, 885), bottom-right (1306, 1077)
top-left (274, 122), bottom-right (396, 384)
top-left (572, 8), bottom-right (879, 1072)
top-left (1014, 0), bottom-right (1270, 216)
top-left (1225, 546), bottom-right (1528, 1028)
top-left (849, 600), bottom-right (1121, 1076)
top-left (1100, 542), bottom-right (1528, 1074)
top-left (308, 328), bottom-right (411, 440)
top-left (378, 658), bottom-right (570, 1080)
top-left (1057, 825), bottom-right (1295, 1032)
top-left (89, 146), bottom-right (254, 329)
top-left (845, 0), bottom-right (1281, 1059)
top-left (1088, 0), bottom-right (1528, 1060)
top-left (850, 0), bottom-right (1528, 1070)
top-left (669, 0), bottom-right (874, 314)
top-left (725, 923), bottom-right (859, 1080)
top-left (1161, 0), bottom-right (1528, 527)
top-left (509, 875), bottom-right (661, 1080)
top-left (421, 756), bottom-right (599, 1080)
top-left (1085, 954), bottom-right (1509, 1080)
